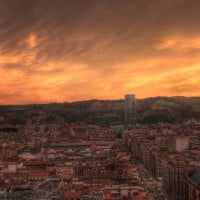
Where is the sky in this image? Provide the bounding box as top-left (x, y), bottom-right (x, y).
top-left (0, 0), bottom-right (200, 104)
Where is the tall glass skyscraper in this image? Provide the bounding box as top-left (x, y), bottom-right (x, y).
top-left (124, 94), bottom-right (136, 125)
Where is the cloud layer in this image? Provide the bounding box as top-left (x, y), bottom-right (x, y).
top-left (0, 0), bottom-right (200, 104)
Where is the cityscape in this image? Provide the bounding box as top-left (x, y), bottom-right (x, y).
top-left (0, 94), bottom-right (199, 199)
top-left (0, 0), bottom-right (200, 199)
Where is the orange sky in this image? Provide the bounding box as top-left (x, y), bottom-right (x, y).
top-left (0, 0), bottom-right (200, 104)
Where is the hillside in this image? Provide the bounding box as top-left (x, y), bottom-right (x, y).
top-left (0, 96), bottom-right (199, 125)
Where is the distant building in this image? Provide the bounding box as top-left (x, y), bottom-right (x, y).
top-left (183, 168), bottom-right (200, 200)
top-left (124, 94), bottom-right (136, 125)
top-left (55, 116), bottom-right (65, 131)
top-left (176, 137), bottom-right (189, 153)
top-left (163, 158), bottom-right (189, 200)
top-left (110, 125), bottom-right (124, 135)
top-left (167, 136), bottom-right (189, 153)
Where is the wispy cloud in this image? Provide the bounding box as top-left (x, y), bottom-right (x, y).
top-left (0, 0), bottom-right (200, 104)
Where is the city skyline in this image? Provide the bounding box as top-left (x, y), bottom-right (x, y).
top-left (0, 0), bottom-right (200, 104)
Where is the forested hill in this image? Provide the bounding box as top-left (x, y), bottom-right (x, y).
top-left (0, 96), bottom-right (200, 125)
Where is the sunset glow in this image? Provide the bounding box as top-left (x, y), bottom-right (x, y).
top-left (0, 0), bottom-right (200, 104)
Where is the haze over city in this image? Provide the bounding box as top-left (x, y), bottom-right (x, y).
top-left (0, 0), bottom-right (200, 104)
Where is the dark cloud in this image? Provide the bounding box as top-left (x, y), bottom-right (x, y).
top-left (0, 63), bottom-right (25, 70)
top-left (168, 83), bottom-right (200, 94)
top-left (1, 0), bottom-right (200, 69)
top-left (0, 0), bottom-right (200, 104)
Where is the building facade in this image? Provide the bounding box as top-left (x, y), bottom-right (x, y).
top-left (124, 94), bottom-right (136, 125)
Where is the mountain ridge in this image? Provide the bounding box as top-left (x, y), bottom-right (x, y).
top-left (0, 96), bottom-right (199, 125)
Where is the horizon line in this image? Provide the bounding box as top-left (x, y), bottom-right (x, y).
top-left (0, 95), bottom-right (199, 107)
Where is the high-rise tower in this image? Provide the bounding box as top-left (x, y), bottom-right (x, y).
top-left (124, 94), bottom-right (136, 125)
